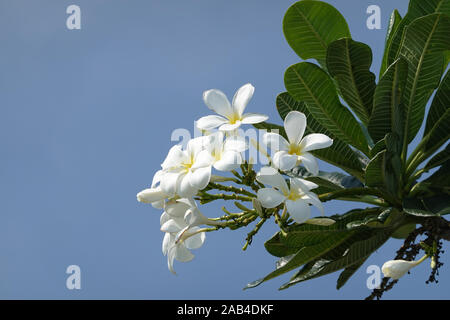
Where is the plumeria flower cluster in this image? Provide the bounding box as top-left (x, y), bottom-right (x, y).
top-left (137, 83), bottom-right (334, 273)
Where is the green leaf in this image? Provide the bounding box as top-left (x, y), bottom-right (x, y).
top-left (423, 158), bottom-right (450, 191)
top-left (284, 62), bottom-right (370, 155)
top-left (276, 92), bottom-right (366, 180)
top-left (326, 38), bottom-right (376, 125)
top-left (252, 122), bottom-right (285, 136)
top-left (264, 233), bottom-right (299, 258)
top-left (370, 139), bottom-right (387, 158)
top-left (245, 230), bottom-right (354, 289)
top-left (425, 70), bottom-right (450, 136)
top-left (386, 0), bottom-right (450, 68)
top-left (266, 208), bottom-right (382, 256)
top-left (365, 150), bottom-right (386, 188)
top-left (403, 194), bottom-right (450, 217)
top-left (365, 134), bottom-right (403, 197)
top-left (392, 223), bottom-right (416, 239)
top-left (422, 109), bottom-right (450, 158)
top-left (424, 143), bottom-right (450, 171)
top-left (368, 58), bottom-right (408, 144)
top-left (380, 9), bottom-right (402, 76)
top-left (288, 166), bottom-right (363, 195)
top-left (283, 0), bottom-right (350, 67)
top-left (399, 13), bottom-right (450, 145)
top-left (279, 228), bottom-right (392, 290)
top-left (336, 258), bottom-right (368, 290)
top-left (421, 70), bottom-right (450, 157)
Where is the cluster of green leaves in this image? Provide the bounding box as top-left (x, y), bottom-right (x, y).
top-left (248, 0), bottom-right (450, 290)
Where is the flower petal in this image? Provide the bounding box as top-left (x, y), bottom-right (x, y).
top-left (300, 133), bottom-right (333, 152)
top-left (272, 151), bottom-right (298, 171)
top-left (160, 171), bottom-right (182, 196)
top-left (184, 229), bottom-right (206, 250)
top-left (162, 232), bottom-right (173, 256)
top-left (284, 111), bottom-right (306, 145)
top-left (285, 199), bottom-right (311, 224)
top-left (241, 113), bottom-right (269, 124)
top-left (262, 132), bottom-right (289, 152)
top-left (151, 200), bottom-right (165, 209)
top-left (178, 172), bottom-right (198, 198)
top-left (174, 244), bottom-right (195, 262)
top-left (161, 219), bottom-right (184, 233)
top-left (256, 166), bottom-right (289, 195)
top-left (161, 145), bottom-right (187, 170)
top-left (219, 121), bottom-right (242, 132)
top-left (160, 212), bottom-right (171, 226)
top-left (232, 83), bottom-right (254, 117)
top-left (203, 89), bottom-right (233, 118)
top-left (196, 115), bottom-right (228, 131)
top-left (298, 152), bottom-right (319, 176)
top-left (167, 247), bottom-right (177, 274)
top-left (223, 136), bottom-right (248, 153)
top-left (301, 192), bottom-right (324, 215)
top-left (213, 150), bottom-right (242, 171)
top-left (136, 187), bottom-right (168, 204)
top-left (186, 136), bottom-right (211, 159)
top-left (165, 201), bottom-right (190, 218)
top-left (192, 150), bottom-right (214, 169)
top-left (189, 166), bottom-right (211, 190)
top-left (151, 170), bottom-right (164, 188)
top-left (290, 177), bottom-right (319, 192)
top-left (184, 208), bottom-right (209, 226)
top-left (257, 188), bottom-right (286, 208)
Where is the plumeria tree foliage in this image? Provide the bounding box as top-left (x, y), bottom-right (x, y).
top-left (137, 0), bottom-right (450, 299)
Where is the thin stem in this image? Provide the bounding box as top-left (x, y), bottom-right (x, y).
top-left (207, 182), bottom-right (256, 197)
top-left (242, 217), bottom-right (267, 251)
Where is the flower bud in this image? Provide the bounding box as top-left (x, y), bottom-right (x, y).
top-left (381, 259), bottom-right (419, 280)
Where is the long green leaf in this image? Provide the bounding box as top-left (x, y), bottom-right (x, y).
top-left (288, 166), bottom-right (363, 195)
top-left (424, 143), bottom-right (450, 171)
top-left (283, 0), bottom-right (350, 67)
top-left (276, 92), bottom-right (366, 179)
top-left (421, 70), bottom-right (450, 157)
top-left (368, 58), bottom-right (408, 143)
top-left (336, 258), bottom-right (368, 290)
top-left (245, 230), bottom-right (353, 289)
top-left (386, 0), bottom-right (450, 68)
top-left (399, 13), bottom-right (450, 145)
top-left (327, 38), bottom-right (376, 125)
top-left (425, 70), bottom-right (450, 135)
top-left (280, 228), bottom-right (392, 290)
top-left (285, 62), bottom-right (369, 155)
top-left (380, 9), bottom-right (402, 76)
top-left (403, 194), bottom-right (450, 217)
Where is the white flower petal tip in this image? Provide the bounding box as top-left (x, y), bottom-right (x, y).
top-left (381, 259), bottom-right (419, 280)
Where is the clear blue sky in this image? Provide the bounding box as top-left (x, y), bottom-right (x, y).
top-left (0, 0), bottom-right (448, 299)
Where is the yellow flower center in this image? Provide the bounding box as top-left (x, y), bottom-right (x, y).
top-left (287, 189), bottom-right (302, 201)
top-left (228, 113), bottom-right (240, 124)
top-left (288, 143), bottom-right (303, 155)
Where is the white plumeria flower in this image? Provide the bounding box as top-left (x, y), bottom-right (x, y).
top-left (160, 136), bottom-right (214, 198)
top-left (255, 166), bottom-right (323, 224)
top-left (263, 111), bottom-right (333, 175)
top-left (136, 170), bottom-right (169, 209)
top-left (381, 256), bottom-right (428, 280)
top-left (160, 199), bottom-right (207, 274)
top-left (196, 83), bottom-right (268, 132)
top-left (206, 131), bottom-right (248, 171)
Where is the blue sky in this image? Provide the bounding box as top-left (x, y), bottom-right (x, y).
top-left (0, 0), bottom-right (448, 299)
